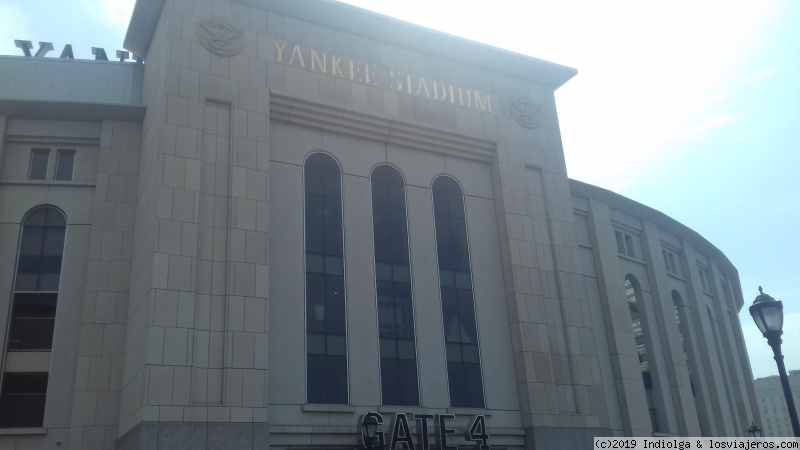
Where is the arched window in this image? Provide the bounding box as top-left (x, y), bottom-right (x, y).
top-left (707, 305), bottom-right (737, 426)
top-left (1, 206), bottom-right (66, 427)
top-left (371, 165), bottom-right (419, 406)
top-left (673, 291), bottom-right (709, 435)
top-left (432, 176), bottom-right (484, 408)
top-left (671, 291), bottom-right (690, 370)
top-left (304, 153), bottom-right (347, 404)
top-left (625, 275), bottom-right (659, 432)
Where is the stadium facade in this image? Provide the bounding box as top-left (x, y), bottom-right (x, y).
top-left (0, 0), bottom-right (760, 448)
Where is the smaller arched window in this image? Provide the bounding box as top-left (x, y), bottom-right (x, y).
top-left (1, 206), bottom-right (66, 428)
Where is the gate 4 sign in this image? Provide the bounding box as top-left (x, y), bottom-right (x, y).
top-left (359, 412), bottom-right (490, 450)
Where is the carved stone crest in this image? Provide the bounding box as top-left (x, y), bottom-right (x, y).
top-left (510, 96), bottom-right (542, 129)
top-left (197, 16), bottom-right (244, 57)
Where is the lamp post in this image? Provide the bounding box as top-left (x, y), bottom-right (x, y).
top-left (749, 287), bottom-right (800, 437)
top-left (748, 421), bottom-right (761, 438)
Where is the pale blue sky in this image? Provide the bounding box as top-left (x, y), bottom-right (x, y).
top-left (1, 0), bottom-right (798, 379)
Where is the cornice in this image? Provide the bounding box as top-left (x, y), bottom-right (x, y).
top-left (270, 91), bottom-right (496, 163)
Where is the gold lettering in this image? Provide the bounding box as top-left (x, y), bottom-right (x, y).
top-left (331, 55), bottom-right (344, 77)
top-left (474, 91), bottom-right (491, 112)
top-left (275, 40), bottom-right (497, 115)
top-left (364, 64), bottom-right (377, 86)
top-left (275, 41), bottom-right (287, 63)
top-left (310, 49), bottom-right (327, 74)
top-left (288, 45), bottom-right (306, 68)
top-left (416, 77), bottom-right (431, 98)
top-left (349, 60), bottom-right (362, 82)
top-left (389, 70), bottom-right (404, 91)
top-left (458, 87), bottom-right (472, 108)
top-left (433, 81), bottom-right (447, 101)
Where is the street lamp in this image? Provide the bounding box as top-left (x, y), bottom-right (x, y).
top-left (749, 286), bottom-right (800, 437)
top-left (748, 421), bottom-right (761, 438)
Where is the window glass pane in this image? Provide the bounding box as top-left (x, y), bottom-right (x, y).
top-left (305, 195), bottom-right (325, 253)
top-left (372, 181), bottom-right (389, 206)
top-left (326, 355), bottom-right (348, 404)
top-left (393, 264), bottom-right (410, 283)
top-left (42, 228), bottom-right (65, 256)
top-left (447, 361), bottom-right (466, 407)
top-left (455, 272), bottom-right (471, 289)
top-left (388, 182), bottom-right (405, 205)
top-left (37, 273), bottom-right (61, 291)
top-left (307, 333), bottom-right (326, 355)
top-left (446, 343), bottom-right (462, 362)
top-left (380, 358), bottom-right (399, 405)
top-left (44, 209), bottom-right (66, 227)
top-left (305, 168), bottom-right (324, 195)
top-left (327, 335), bottom-right (347, 356)
top-left (324, 256), bottom-right (343, 275)
top-left (457, 292), bottom-right (478, 342)
top-left (306, 254), bottom-right (324, 274)
top-left (0, 373), bottom-right (48, 428)
top-left (9, 293), bottom-right (58, 351)
top-left (55, 150), bottom-right (75, 181)
top-left (25, 209), bottom-right (47, 227)
top-left (14, 273), bottom-right (38, 292)
top-left (19, 227), bottom-right (44, 256)
top-left (29, 150), bottom-right (49, 180)
top-left (625, 235), bottom-right (635, 257)
top-left (398, 359), bottom-right (419, 406)
top-left (322, 171), bottom-right (341, 198)
top-left (390, 210), bottom-right (408, 258)
top-left (397, 339), bottom-right (415, 360)
top-left (615, 231), bottom-right (626, 254)
top-left (323, 199), bottom-right (343, 256)
top-left (306, 273), bottom-right (326, 331)
top-left (464, 363), bottom-right (485, 408)
top-left (40, 255), bottom-right (64, 274)
top-left (448, 193), bottom-right (464, 218)
top-left (307, 354), bottom-right (327, 402)
top-left (462, 343), bottom-right (480, 363)
top-left (375, 263), bottom-right (393, 281)
top-left (380, 338), bottom-right (397, 358)
top-left (439, 270), bottom-right (455, 288)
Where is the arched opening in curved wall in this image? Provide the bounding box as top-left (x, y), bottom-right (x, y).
top-left (625, 275), bottom-right (660, 432)
top-left (671, 291), bottom-right (692, 387)
top-left (0, 206), bottom-right (67, 427)
top-left (672, 290), bottom-right (710, 435)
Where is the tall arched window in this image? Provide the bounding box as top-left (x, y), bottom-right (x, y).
top-left (371, 165), bottom-right (419, 406)
top-left (432, 176), bottom-right (484, 408)
top-left (625, 275), bottom-right (659, 432)
top-left (304, 153), bottom-right (347, 404)
top-left (1, 206), bottom-right (66, 427)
